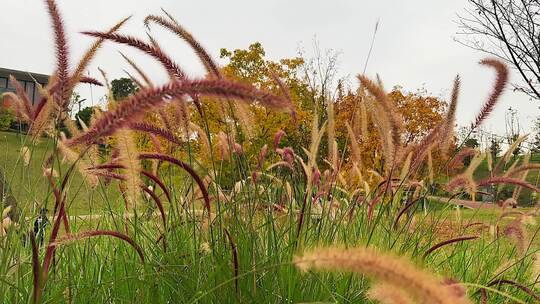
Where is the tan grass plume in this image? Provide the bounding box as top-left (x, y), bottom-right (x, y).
top-left (56, 135), bottom-right (98, 187)
top-left (367, 282), bottom-right (413, 304)
top-left (21, 146), bottom-right (30, 166)
top-left (116, 128), bottom-right (142, 207)
top-left (294, 246), bottom-right (470, 304)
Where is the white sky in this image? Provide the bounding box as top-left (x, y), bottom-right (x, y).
top-left (1, 0), bottom-right (538, 136)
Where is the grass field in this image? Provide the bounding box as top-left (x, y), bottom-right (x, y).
top-left (2, 129), bottom-right (537, 217)
top-left (0, 130), bottom-right (133, 216)
top-left (0, 130), bottom-right (538, 303)
top-left (1, 1), bottom-right (540, 302)
top-left (1, 129), bottom-right (539, 303)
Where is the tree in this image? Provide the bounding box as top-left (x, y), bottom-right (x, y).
top-left (489, 136), bottom-right (501, 160)
top-left (215, 42), bottom-right (347, 168)
top-left (458, 0), bottom-right (540, 100)
top-left (463, 138), bottom-right (480, 166)
top-left (209, 42), bottom-right (312, 152)
top-left (533, 116), bottom-right (540, 153)
top-left (199, 42), bottom-right (452, 176)
top-left (334, 85), bottom-right (448, 170)
top-left (388, 87), bottom-right (447, 143)
top-left (75, 107), bottom-right (94, 128)
top-left (69, 91), bottom-right (85, 117)
top-left (464, 138), bottom-right (479, 149)
top-left (0, 108), bottom-right (14, 131)
top-left (111, 78), bottom-right (138, 101)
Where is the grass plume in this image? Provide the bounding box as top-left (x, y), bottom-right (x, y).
top-left (367, 282), bottom-right (413, 304)
top-left (144, 11), bottom-right (221, 78)
top-left (81, 31), bottom-right (185, 79)
top-left (294, 246), bottom-right (471, 304)
top-left (116, 128), bottom-right (142, 207)
top-left (471, 59), bottom-right (509, 129)
top-left (68, 79), bottom-right (291, 146)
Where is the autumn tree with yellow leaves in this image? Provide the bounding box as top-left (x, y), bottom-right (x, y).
top-left (191, 42), bottom-right (450, 182)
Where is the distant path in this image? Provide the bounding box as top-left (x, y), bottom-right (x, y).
top-left (26, 213), bottom-right (132, 222)
top-left (26, 210), bottom-right (208, 222)
top-left (24, 197), bottom-right (501, 221)
top-left (428, 196), bottom-right (499, 209)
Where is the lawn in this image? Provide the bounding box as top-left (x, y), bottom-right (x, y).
top-left (1, 0), bottom-right (539, 301)
top-left (0, 130), bottom-right (123, 216)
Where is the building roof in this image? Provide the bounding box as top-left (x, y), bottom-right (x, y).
top-left (0, 67), bottom-right (50, 84)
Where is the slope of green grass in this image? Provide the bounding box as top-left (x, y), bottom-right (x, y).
top-left (474, 153), bottom-right (539, 205)
top-left (0, 130), bottom-right (122, 216)
top-left (435, 152), bottom-right (539, 205)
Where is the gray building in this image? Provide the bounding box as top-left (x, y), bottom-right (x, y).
top-left (0, 67), bottom-right (49, 105)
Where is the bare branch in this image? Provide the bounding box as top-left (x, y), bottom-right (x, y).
top-left (457, 0), bottom-right (540, 100)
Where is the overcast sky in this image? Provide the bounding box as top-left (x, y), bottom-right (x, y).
top-left (1, 0), bottom-right (538, 137)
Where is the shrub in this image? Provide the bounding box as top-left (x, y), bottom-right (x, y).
top-left (0, 108), bottom-right (14, 131)
top-left (75, 106), bottom-right (94, 128)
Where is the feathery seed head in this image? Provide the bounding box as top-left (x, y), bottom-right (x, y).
top-left (294, 246), bottom-right (471, 304)
top-left (472, 59), bottom-right (509, 129)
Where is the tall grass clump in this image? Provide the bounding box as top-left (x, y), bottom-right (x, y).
top-left (0, 1), bottom-right (539, 303)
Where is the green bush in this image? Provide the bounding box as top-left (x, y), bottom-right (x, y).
top-left (0, 108), bottom-right (14, 131)
top-left (75, 106), bottom-right (94, 128)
